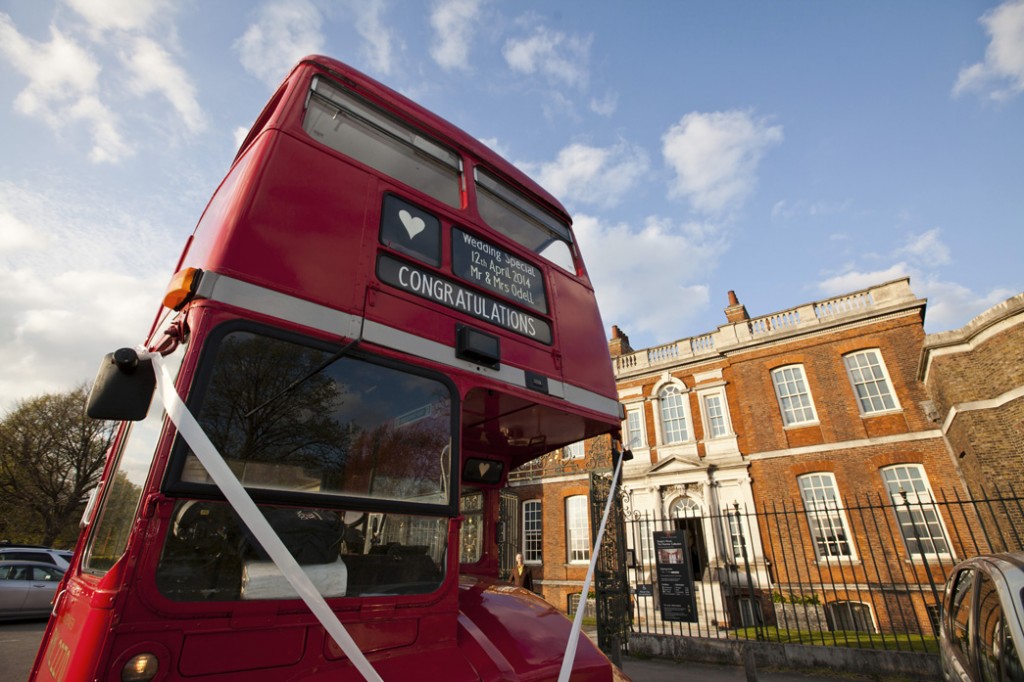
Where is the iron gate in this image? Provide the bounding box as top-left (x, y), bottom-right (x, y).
top-left (498, 490), bottom-right (519, 580)
top-left (590, 471), bottom-right (630, 660)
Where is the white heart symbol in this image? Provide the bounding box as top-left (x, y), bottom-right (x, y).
top-left (477, 461), bottom-right (491, 477)
top-left (399, 209), bottom-right (426, 239)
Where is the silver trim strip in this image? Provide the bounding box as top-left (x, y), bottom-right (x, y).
top-left (195, 272), bottom-right (621, 421)
top-left (196, 272), bottom-right (364, 339)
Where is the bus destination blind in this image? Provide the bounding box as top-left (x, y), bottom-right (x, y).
top-left (451, 228), bottom-right (548, 315)
top-left (377, 254), bottom-right (552, 345)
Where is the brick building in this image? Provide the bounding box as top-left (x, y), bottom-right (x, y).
top-left (607, 278), bottom-right (964, 632)
top-left (919, 292), bottom-right (1024, 513)
top-left (505, 279), bottom-right (1023, 633)
top-left (504, 438), bottom-right (616, 613)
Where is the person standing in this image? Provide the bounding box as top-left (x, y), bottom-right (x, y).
top-left (510, 552), bottom-right (534, 591)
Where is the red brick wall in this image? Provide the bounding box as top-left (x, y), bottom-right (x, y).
top-left (727, 312), bottom-right (936, 457)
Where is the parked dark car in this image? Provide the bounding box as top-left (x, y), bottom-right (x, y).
top-left (0, 561), bottom-right (66, 621)
top-left (941, 552), bottom-right (1024, 681)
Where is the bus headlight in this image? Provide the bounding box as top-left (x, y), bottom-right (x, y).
top-left (121, 653), bottom-right (159, 681)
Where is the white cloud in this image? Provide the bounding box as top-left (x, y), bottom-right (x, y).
top-left (895, 228), bottom-right (952, 268)
top-left (63, 0), bottom-right (170, 34)
top-left (123, 37), bottom-right (205, 134)
top-left (589, 90), bottom-right (618, 117)
top-left (771, 198), bottom-right (852, 221)
top-left (524, 142), bottom-right (649, 209)
top-left (0, 210), bottom-right (48, 254)
top-left (816, 263), bottom-right (1016, 333)
top-left (573, 214), bottom-right (725, 343)
top-left (818, 264), bottom-right (912, 297)
top-left (235, 0), bottom-right (324, 87)
top-left (477, 136), bottom-right (512, 159)
top-left (0, 266), bottom-right (164, 412)
top-left (0, 14), bottom-right (132, 163)
top-left (233, 126), bottom-right (250, 152)
top-left (912, 277), bottom-right (1017, 331)
top-left (541, 90), bottom-right (579, 122)
top-left (351, 0), bottom-right (398, 76)
top-left (662, 110), bottom-right (782, 216)
top-left (0, 182), bottom-right (178, 413)
top-left (429, 0), bottom-right (481, 71)
top-left (953, 0), bottom-right (1024, 101)
top-left (503, 24), bottom-right (591, 89)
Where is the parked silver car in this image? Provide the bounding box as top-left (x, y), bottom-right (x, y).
top-left (0, 545), bottom-right (73, 569)
top-left (941, 552), bottom-right (1024, 681)
top-left (0, 560), bottom-right (66, 621)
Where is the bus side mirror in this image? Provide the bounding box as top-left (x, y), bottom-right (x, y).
top-left (496, 521), bottom-right (507, 544)
top-left (86, 348), bottom-right (156, 421)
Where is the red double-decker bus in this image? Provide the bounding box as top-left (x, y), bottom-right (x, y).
top-left (31, 55), bottom-right (628, 682)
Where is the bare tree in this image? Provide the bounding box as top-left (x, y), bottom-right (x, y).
top-left (0, 385), bottom-right (114, 546)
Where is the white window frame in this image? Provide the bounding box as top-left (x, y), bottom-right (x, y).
top-left (634, 519), bottom-right (654, 567)
top-left (523, 500), bottom-right (542, 564)
top-left (798, 472), bottom-right (857, 561)
top-left (656, 383), bottom-right (692, 445)
top-left (625, 405), bottom-right (647, 450)
top-left (882, 464), bottom-right (951, 558)
top-left (843, 349), bottom-right (901, 415)
top-left (771, 364), bottom-right (819, 426)
top-left (725, 508), bottom-right (750, 563)
top-left (566, 495), bottom-right (590, 564)
top-left (698, 389), bottom-right (731, 439)
top-left (563, 441), bottom-right (585, 460)
top-left (827, 601), bottom-right (877, 633)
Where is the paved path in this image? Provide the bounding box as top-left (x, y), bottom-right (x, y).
top-left (621, 656), bottom-right (878, 681)
top-left (3, 621), bottom-right (877, 682)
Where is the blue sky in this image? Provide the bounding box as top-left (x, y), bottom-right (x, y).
top-left (1, 0), bottom-right (1022, 411)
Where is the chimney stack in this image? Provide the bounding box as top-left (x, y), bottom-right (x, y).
top-left (608, 325), bottom-right (633, 357)
top-left (724, 290), bottom-right (749, 323)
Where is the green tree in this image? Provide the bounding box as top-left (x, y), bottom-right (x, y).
top-left (0, 385), bottom-right (114, 546)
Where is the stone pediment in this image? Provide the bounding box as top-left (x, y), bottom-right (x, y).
top-left (646, 454), bottom-right (704, 476)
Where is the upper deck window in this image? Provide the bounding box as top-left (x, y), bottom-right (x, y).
top-left (303, 76), bottom-right (462, 208)
top-left (474, 167), bottom-right (576, 273)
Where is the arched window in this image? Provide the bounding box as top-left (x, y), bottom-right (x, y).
top-left (670, 497), bottom-right (701, 518)
top-left (658, 385), bottom-right (689, 444)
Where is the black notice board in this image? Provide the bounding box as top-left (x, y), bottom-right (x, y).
top-left (653, 529), bottom-right (698, 622)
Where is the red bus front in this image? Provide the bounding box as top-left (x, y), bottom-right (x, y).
top-left (31, 55), bottom-right (627, 682)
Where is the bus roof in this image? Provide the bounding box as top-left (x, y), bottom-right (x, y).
top-left (281, 55), bottom-right (571, 226)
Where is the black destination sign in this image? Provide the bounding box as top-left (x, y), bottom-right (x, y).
top-left (452, 228), bottom-right (547, 314)
top-left (377, 255), bottom-right (552, 345)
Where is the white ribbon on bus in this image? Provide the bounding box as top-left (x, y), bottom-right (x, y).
top-left (149, 351), bottom-right (385, 682)
top-left (148, 349), bottom-right (621, 681)
top-left (557, 448), bottom-right (626, 682)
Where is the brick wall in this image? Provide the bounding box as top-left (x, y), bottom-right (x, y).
top-left (922, 294), bottom-right (1024, 415)
top-left (728, 312), bottom-right (937, 456)
top-left (509, 468), bottom-right (600, 612)
top-left (922, 294), bottom-right (1024, 496)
